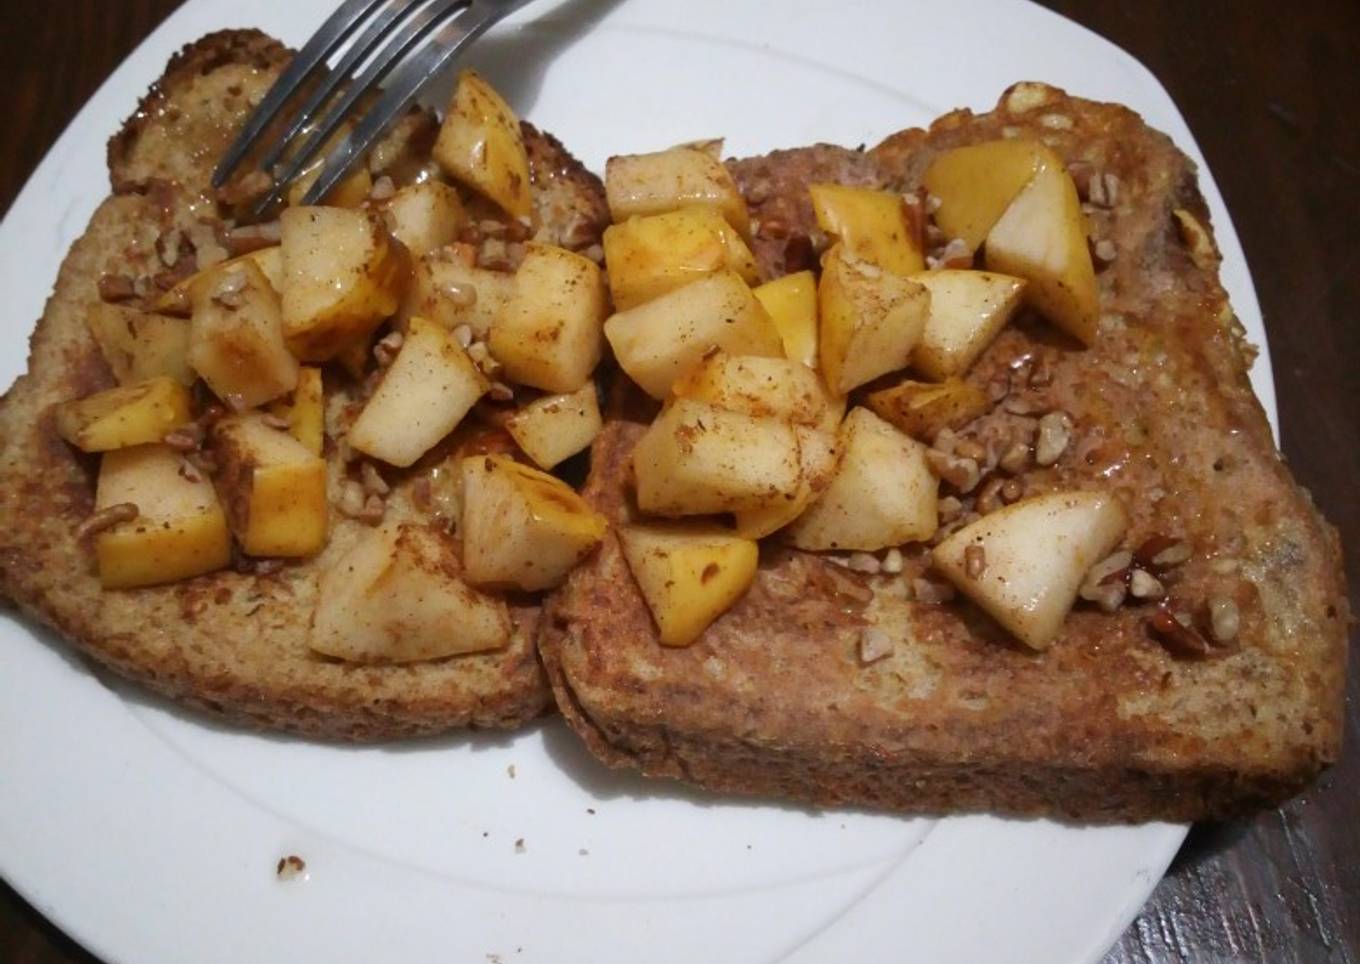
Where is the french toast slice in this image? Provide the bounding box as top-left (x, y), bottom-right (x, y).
top-left (0, 30), bottom-right (609, 740)
top-left (540, 84), bottom-right (1349, 821)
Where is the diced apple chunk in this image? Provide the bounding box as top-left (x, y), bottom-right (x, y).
top-left (56, 376), bottom-right (192, 452)
top-left (87, 304), bottom-right (193, 385)
top-left (932, 491), bottom-right (1129, 650)
top-left (911, 270), bottom-right (1026, 380)
top-left (381, 180), bottom-right (467, 257)
top-left (619, 522), bottom-right (758, 647)
top-left (818, 244), bottom-right (929, 396)
top-left (93, 444), bottom-right (232, 589)
top-left (212, 414), bottom-right (328, 557)
top-left (863, 376), bottom-right (989, 441)
top-left (785, 407), bottom-right (937, 551)
top-left (399, 250), bottom-right (517, 340)
top-left (922, 139), bottom-right (1047, 250)
top-left (504, 384), bottom-right (601, 469)
top-left (155, 247), bottom-right (284, 317)
top-left (349, 316), bottom-right (488, 467)
top-left (733, 426), bottom-right (838, 539)
top-left (433, 69), bottom-right (533, 219)
top-left (268, 366), bottom-right (324, 455)
top-left (604, 270), bottom-right (783, 399)
top-left (310, 522), bottom-right (511, 662)
top-left (753, 270), bottom-right (818, 368)
top-left (606, 147), bottom-right (750, 236)
top-left (460, 455), bottom-right (607, 591)
top-left (188, 259), bottom-right (299, 408)
top-left (985, 158), bottom-right (1100, 345)
top-left (279, 206), bottom-right (407, 362)
top-left (632, 399), bottom-right (803, 515)
top-left (603, 206), bottom-right (759, 310)
top-left (489, 243), bottom-right (607, 393)
top-left (672, 351), bottom-right (831, 426)
top-left (809, 183), bottom-right (924, 275)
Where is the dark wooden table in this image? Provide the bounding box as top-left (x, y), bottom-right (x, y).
top-left (1, 1), bottom-right (1355, 961)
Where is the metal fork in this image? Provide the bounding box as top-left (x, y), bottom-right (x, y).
top-left (212, 0), bottom-right (535, 215)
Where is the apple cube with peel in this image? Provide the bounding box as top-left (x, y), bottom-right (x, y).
top-left (212, 414), bottom-right (328, 558)
top-left (632, 399), bottom-right (803, 516)
top-left (603, 206), bottom-right (759, 310)
top-left (87, 304), bottom-right (193, 385)
top-left (188, 259), bottom-right (299, 409)
top-left (619, 522), bottom-right (759, 647)
top-left (56, 376), bottom-right (193, 452)
top-left (753, 270), bottom-right (819, 368)
top-left (733, 426), bottom-right (838, 539)
top-left (433, 69), bottom-right (533, 219)
top-left (910, 270), bottom-right (1027, 380)
top-left (932, 491), bottom-right (1129, 650)
top-left (985, 158), bottom-right (1100, 345)
top-left (350, 317), bottom-right (489, 467)
top-left (863, 376), bottom-right (990, 442)
top-left (460, 454), bottom-right (608, 591)
top-left (817, 244), bottom-right (930, 396)
top-left (605, 270), bottom-right (784, 399)
top-left (399, 251), bottom-right (517, 340)
top-left (809, 183), bottom-right (924, 276)
top-left (268, 366), bottom-right (325, 455)
top-left (785, 407), bottom-right (937, 551)
top-left (279, 206), bottom-right (408, 362)
top-left (672, 351), bottom-right (832, 426)
top-left (605, 147), bottom-right (750, 236)
top-left (93, 443), bottom-right (232, 589)
top-left (921, 139), bottom-right (1048, 250)
top-left (488, 243), bottom-right (607, 393)
top-left (309, 522), bottom-right (512, 662)
top-left (380, 180), bottom-right (467, 257)
top-left (504, 384), bottom-right (602, 469)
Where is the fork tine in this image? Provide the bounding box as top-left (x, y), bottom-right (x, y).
top-left (256, 0), bottom-right (419, 177)
top-left (256, 0), bottom-right (472, 215)
top-left (211, 0), bottom-right (390, 188)
top-left (301, 0), bottom-right (528, 207)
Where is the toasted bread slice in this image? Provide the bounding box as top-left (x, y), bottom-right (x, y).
top-left (0, 30), bottom-right (609, 740)
top-left (541, 84), bottom-right (1349, 821)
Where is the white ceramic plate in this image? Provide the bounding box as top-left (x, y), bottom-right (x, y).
top-left (0, 1), bottom-right (1271, 962)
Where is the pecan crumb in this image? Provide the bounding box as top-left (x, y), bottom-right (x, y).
top-left (1034, 411), bottom-right (1074, 466)
top-left (75, 503), bottom-right (138, 541)
top-left (1149, 606), bottom-right (1214, 658)
top-left (275, 855), bottom-right (306, 880)
top-left (858, 627), bottom-right (894, 664)
top-left (964, 544), bottom-right (987, 579)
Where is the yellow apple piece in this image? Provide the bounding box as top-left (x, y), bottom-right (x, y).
top-left (460, 454), bottom-right (607, 591)
top-left (433, 69), bottom-right (532, 219)
top-left (310, 522), bottom-right (511, 662)
top-left (56, 376), bottom-right (192, 453)
top-left (910, 269), bottom-right (1026, 380)
top-left (93, 443), bottom-right (232, 589)
top-left (381, 180), bottom-right (467, 257)
top-left (288, 152), bottom-right (373, 211)
top-left (672, 351), bottom-right (831, 426)
top-left (349, 316), bottom-right (488, 467)
top-left (489, 242), bottom-right (607, 393)
top-left (619, 522), bottom-right (759, 647)
top-left (921, 139), bottom-right (1047, 249)
top-left (809, 183), bottom-right (924, 275)
top-left (211, 413), bottom-right (328, 557)
top-left (88, 304), bottom-right (193, 385)
top-left (188, 259), bottom-right (299, 408)
top-left (155, 246), bottom-right (284, 317)
top-left (504, 383), bottom-right (601, 469)
top-left (932, 491), bottom-right (1129, 650)
top-left (279, 205), bottom-right (408, 362)
top-left (603, 206), bottom-right (759, 310)
top-left (399, 250), bottom-right (517, 339)
top-left (632, 399), bottom-right (803, 515)
top-left (863, 376), bottom-right (989, 441)
top-left (733, 426), bottom-right (838, 539)
top-left (268, 366), bottom-right (324, 455)
top-left (605, 146), bottom-right (750, 236)
top-left (785, 407), bottom-right (937, 551)
top-left (753, 270), bottom-right (818, 368)
top-left (817, 244), bottom-right (929, 396)
top-left (604, 270), bottom-right (783, 399)
top-left (984, 158), bottom-right (1100, 345)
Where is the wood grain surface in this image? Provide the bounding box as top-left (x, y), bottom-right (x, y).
top-left (0, 1), bottom-right (1355, 961)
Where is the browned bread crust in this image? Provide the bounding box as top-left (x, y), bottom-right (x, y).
top-left (540, 84), bottom-right (1349, 821)
top-left (0, 30), bottom-right (608, 740)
